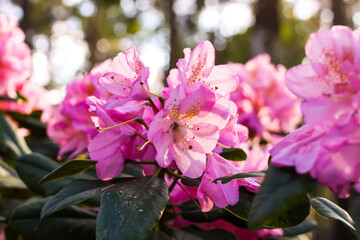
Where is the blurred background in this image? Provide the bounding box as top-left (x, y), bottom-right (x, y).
top-left (1, 1), bottom-right (360, 239)
top-left (1, 0), bottom-right (359, 105)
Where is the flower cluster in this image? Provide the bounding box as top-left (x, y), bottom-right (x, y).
top-left (270, 26), bottom-right (360, 198)
top-left (47, 40), bottom-right (301, 238)
top-left (0, 14), bottom-right (50, 122)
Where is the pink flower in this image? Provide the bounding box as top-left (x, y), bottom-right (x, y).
top-left (97, 47), bottom-right (151, 109)
top-left (287, 26), bottom-right (360, 100)
top-left (47, 60), bottom-right (111, 159)
top-left (230, 54), bottom-right (301, 144)
top-left (168, 41), bottom-right (238, 97)
top-left (148, 85), bottom-right (231, 178)
top-left (286, 26), bottom-right (360, 125)
top-left (270, 117), bottom-right (360, 198)
top-left (197, 153), bottom-right (260, 212)
top-left (0, 14), bottom-right (31, 98)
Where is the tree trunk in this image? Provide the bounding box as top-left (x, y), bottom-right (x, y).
top-left (251, 0), bottom-right (279, 61)
top-left (331, 0), bottom-right (347, 26)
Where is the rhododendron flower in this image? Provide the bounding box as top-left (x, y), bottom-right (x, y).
top-left (167, 40), bottom-right (238, 97)
top-left (148, 85), bottom-right (231, 178)
top-left (287, 26), bottom-right (360, 101)
top-left (47, 60), bottom-right (111, 159)
top-left (0, 14), bottom-right (31, 98)
top-left (197, 153), bottom-right (260, 212)
top-left (230, 54), bottom-right (302, 143)
top-left (87, 96), bottom-right (145, 180)
top-left (97, 47), bottom-right (151, 109)
top-left (270, 116), bottom-right (360, 198)
top-left (286, 26), bottom-right (360, 125)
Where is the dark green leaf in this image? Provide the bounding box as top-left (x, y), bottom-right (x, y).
top-left (10, 198), bottom-right (96, 240)
top-left (180, 177), bottom-right (201, 187)
top-left (145, 226), bottom-right (172, 240)
top-left (214, 171), bottom-right (265, 184)
top-left (41, 178), bottom-right (131, 218)
top-left (247, 165), bottom-right (315, 230)
top-left (15, 153), bottom-right (76, 196)
top-left (97, 176), bottom-right (168, 240)
top-left (311, 197), bottom-right (356, 232)
top-left (39, 160), bottom-right (96, 184)
top-left (180, 201), bottom-right (230, 222)
top-left (0, 112), bottom-right (31, 159)
top-left (283, 219), bottom-right (317, 236)
top-left (0, 161), bottom-right (26, 189)
top-left (175, 225), bottom-right (237, 240)
top-left (220, 148), bottom-right (247, 161)
top-left (225, 187), bottom-right (255, 221)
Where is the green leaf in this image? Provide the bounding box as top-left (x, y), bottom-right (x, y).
top-left (247, 165), bottom-right (316, 230)
top-left (0, 161), bottom-right (26, 189)
top-left (145, 226), bottom-right (171, 240)
top-left (220, 148), bottom-right (247, 161)
top-left (214, 171), bottom-right (265, 184)
top-left (10, 198), bottom-right (96, 240)
top-left (97, 176), bottom-right (168, 240)
top-left (174, 225), bottom-right (237, 240)
top-left (0, 112), bottom-right (31, 159)
top-left (180, 177), bottom-right (201, 187)
top-left (283, 219), bottom-right (317, 236)
top-left (39, 160), bottom-right (96, 184)
top-left (41, 178), bottom-right (131, 218)
top-left (15, 153), bottom-right (75, 196)
top-left (179, 201), bottom-right (230, 222)
top-left (311, 197), bottom-right (356, 233)
top-left (225, 187), bottom-right (255, 221)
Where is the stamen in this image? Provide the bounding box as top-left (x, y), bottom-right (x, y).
top-left (135, 132), bottom-right (156, 149)
top-left (101, 184), bottom-right (115, 192)
top-left (136, 141), bottom-right (152, 151)
top-left (96, 118), bottom-right (141, 131)
top-left (176, 126), bottom-right (190, 150)
top-left (110, 75), bottom-right (131, 86)
top-left (217, 142), bottom-right (233, 149)
top-left (140, 82), bottom-right (163, 98)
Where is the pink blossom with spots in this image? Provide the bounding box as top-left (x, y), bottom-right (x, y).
top-left (286, 26), bottom-right (360, 125)
top-left (147, 84), bottom-right (231, 178)
top-left (97, 47), bottom-right (151, 109)
top-left (167, 40), bottom-right (238, 97)
top-left (0, 14), bottom-right (31, 98)
top-left (47, 60), bottom-right (111, 159)
top-left (230, 54), bottom-right (302, 144)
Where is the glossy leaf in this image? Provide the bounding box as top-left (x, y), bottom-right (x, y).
top-left (41, 178), bottom-right (131, 218)
top-left (220, 148), bottom-right (247, 161)
top-left (179, 200), bottom-right (230, 222)
top-left (247, 165), bottom-right (315, 230)
top-left (15, 153), bottom-right (75, 196)
top-left (97, 176), bottom-right (168, 240)
top-left (10, 198), bottom-right (96, 240)
top-left (0, 161), bottom-right (26, 189)
top-left (0, 112), bottom-right (30, 159)
top-left (311, 197), bottom-right (356, 233)
top-left (213, 171), bottom-right (265, 184)
top-left (283, 219), bottom-right (317, 236)
top-left (39, 160), bottom-right (96, 184)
